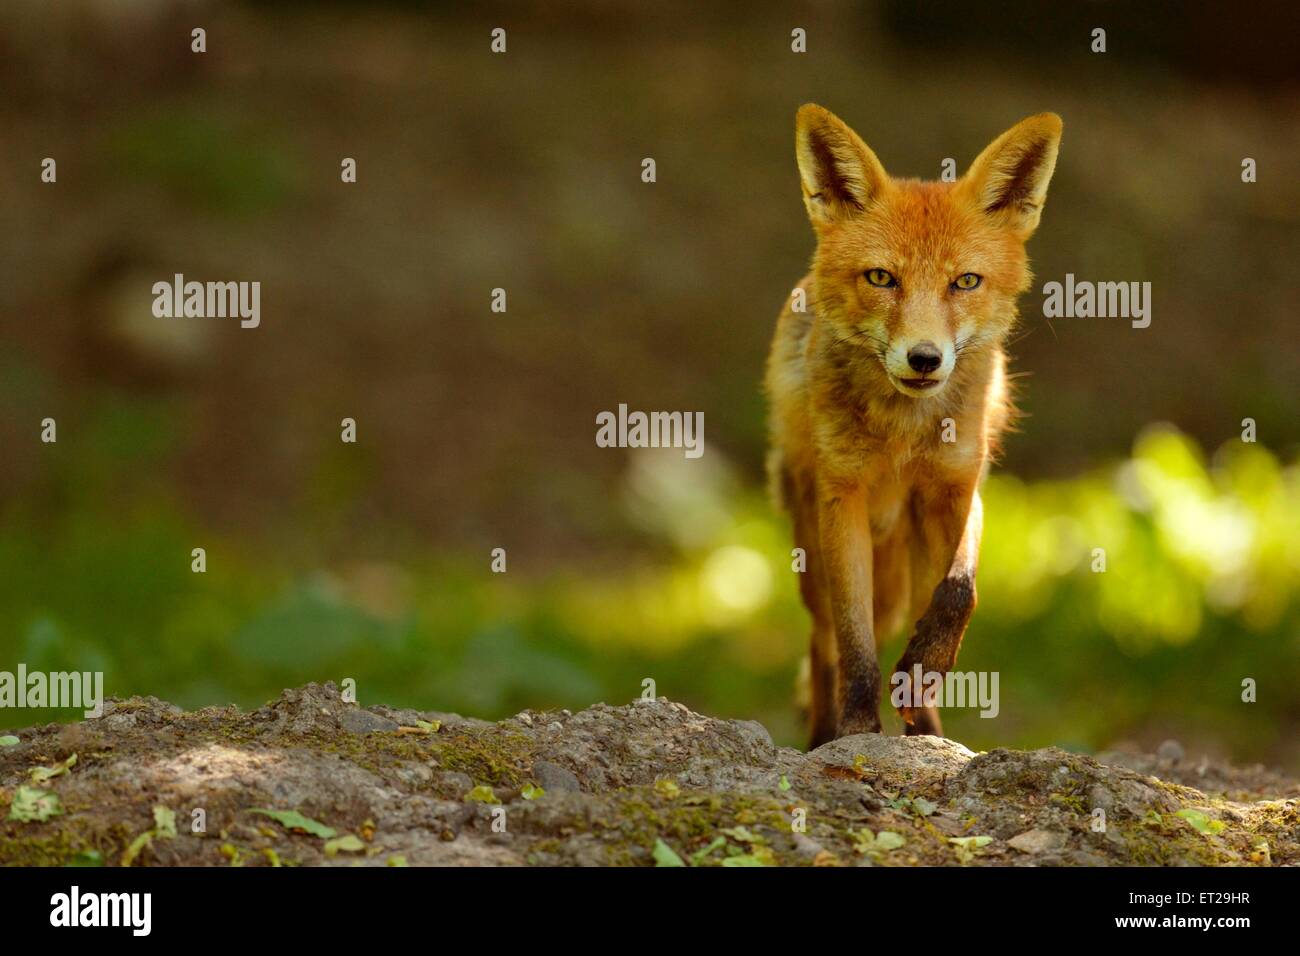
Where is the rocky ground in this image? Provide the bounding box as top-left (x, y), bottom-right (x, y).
top-left (2, 683), bottom-right (1296, 867)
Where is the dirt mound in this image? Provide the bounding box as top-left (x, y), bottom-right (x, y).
top-left (2, 683), bottom-right (1295, 866)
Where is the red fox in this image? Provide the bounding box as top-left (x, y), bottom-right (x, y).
top-left (766, 104), bottom-right (1062, 747)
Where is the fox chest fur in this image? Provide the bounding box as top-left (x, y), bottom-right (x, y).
top-left (769, 281), bottom-right (1006, 540)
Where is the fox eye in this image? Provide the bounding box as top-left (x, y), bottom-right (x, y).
top-left (865, 269), bottom-right (896, 288)
top-left (953, 273), bottom-right (981, 290)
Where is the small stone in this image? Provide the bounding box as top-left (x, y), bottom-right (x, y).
top-left (1087, 784), bottom-right (1115, 811)
top-left (792, 833), bottom-right (825, 859)
top-left (339, 709), bottom-right (400, 734)
top-left (395, 764), bottom-right (434, 786)
top-left (436, 771), bottom-right (474, 797)
top-left (532, 760), bottom-right (581, 793)
top-left (1007, 829), bottom-right (1066, 854)
top-left (1156, 739), bottom-right (1184, 761)
top-left (516, 712), bottom-right (533, 727)
top-left (546, 722), bottom-right (563, 733)
top-left (733, 719), bottom-right (774, 751)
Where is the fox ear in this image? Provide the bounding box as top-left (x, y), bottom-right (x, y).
top-left (962, 113), bottom-right (1062, 236)
top-left (795, 104), bottom-right (888, 227)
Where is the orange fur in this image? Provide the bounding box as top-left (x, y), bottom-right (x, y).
top-left (766, 104), bottom-right (1062, 746)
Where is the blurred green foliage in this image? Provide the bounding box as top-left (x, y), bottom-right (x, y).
top-left (2, 391), bottom-right (1296, 768)
top-left (104, 108), bottom-right (299, 215)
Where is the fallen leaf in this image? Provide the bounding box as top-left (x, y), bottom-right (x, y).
top-left (948, 836), bottom-right (993, 849)
top-left (948, 835), bottom-right (993, 862)
top-left (1175, 809), bottom-right (1225, 835)
top-left (153, 805), bottom-right (177, 839)
top-left (653, 838), bottom-right (685, 867)
top-left (29, 753), bottom-right (77, 784)
top-left (465, 785), bottom-right (500, 804)
top-left (120, 831), bottom-right (153, 867)
top-left (248, 808), bottom-right (337, 839)
top-left (911, 797), bottom-right (938, 817)
top-left (397, 719), bottom-right (442, 736)
top-left (721, 846), bottom-right (776, 867)
top-left (324, 835), bottom-right (366, 856)
top-left (689, 836), bottom-right (726, 865)
top-left (874, 830), bottom-right (906, 850)
top-left (852, 828), bottom-right (905, 855)
top-left (8, 786), bottom-right (62, 822)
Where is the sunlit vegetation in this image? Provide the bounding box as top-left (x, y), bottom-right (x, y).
top-left (2, 412), bottom-right (1296, 765)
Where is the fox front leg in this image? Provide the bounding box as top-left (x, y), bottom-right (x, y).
top-left (818, 481), bottom-right (882, 736)
top-left (893, 486), bottom-right (982, 736)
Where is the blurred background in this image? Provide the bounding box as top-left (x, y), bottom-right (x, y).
top-left (1, 0), bottom-right (1298, 768)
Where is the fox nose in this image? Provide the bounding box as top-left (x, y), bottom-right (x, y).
top-left (906, 342), bottom-right (943, 374)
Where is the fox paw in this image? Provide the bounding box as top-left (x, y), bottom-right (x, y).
top-left (890, 660), bottom-right (925, 726)
top-left (891, 657), bottom-right (947, 735)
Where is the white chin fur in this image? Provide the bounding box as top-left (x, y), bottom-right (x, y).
top-left (889, 374), bottom-right (949, 398)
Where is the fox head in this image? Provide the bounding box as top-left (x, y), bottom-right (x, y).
top-left (795, 104), bottom-right (1061, 399)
